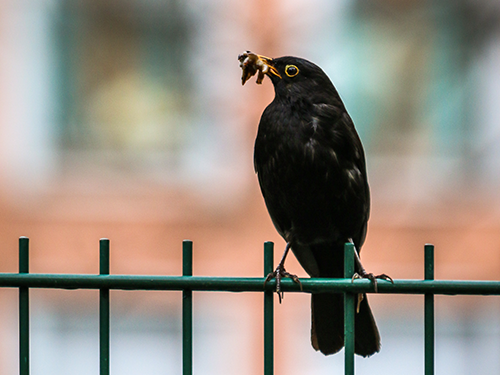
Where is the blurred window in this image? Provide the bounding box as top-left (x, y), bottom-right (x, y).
top-left (57, 0), bottom-right (194, 171)
top-left (295, 0), bottom-right (500, 200)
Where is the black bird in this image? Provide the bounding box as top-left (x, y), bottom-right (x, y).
top-left (239, 51), bottom-right (389, 357)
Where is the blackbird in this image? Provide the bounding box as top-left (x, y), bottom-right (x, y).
top-left (239, 51), bottom-right (389, 357)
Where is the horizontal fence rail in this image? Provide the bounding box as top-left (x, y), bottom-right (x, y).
top-left (2, 237), bottom-right (500, 375)
top-left (2, 274), bottom-right (500, 294)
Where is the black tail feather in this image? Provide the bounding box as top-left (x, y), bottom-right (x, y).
top-left (311, 292), bottom-right (380, 357)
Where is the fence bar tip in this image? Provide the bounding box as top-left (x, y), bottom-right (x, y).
top-left (182, 240), bottom-right (193, 375)
top-left (344, 242), bottom-right (355, 375)
top-left (19, 236), bottom-right (30, 375)
top-left (424, 243), bottom-right (435, 375)
top-left (263, 241), bottom-right (274, 375)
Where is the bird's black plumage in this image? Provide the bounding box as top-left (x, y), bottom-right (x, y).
top-left (252, 55), bottom-right (380, 356)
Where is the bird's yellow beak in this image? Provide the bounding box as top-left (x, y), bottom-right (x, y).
top-left (238, 51), bottom-right (282, 85)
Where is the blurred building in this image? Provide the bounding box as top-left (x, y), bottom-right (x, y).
top-left (0, 0), bottom-right (500, 374)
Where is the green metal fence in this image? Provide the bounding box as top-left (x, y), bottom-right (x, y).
top-left (2, 237), bottom-right (500, 375)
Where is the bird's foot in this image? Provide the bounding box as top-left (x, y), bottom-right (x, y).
top-left (351, 272), bottom-right (393, 293)
top-left (264, 264), bottom-right (302, 303)
top-left (356, 293), bottom-right (364, 313)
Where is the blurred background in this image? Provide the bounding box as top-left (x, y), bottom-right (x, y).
top-left (1, 0), bottom-right (500, 374)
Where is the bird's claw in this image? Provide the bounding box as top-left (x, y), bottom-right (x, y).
top-left (264, 265), bottom-right (302, 303)
top-left (351, 272), bottom-right (393, 293)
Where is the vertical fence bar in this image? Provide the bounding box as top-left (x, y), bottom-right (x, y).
top-left (99, 239), bottom-right (110, 375)
top-left (19, 236), bottom-right (30, 375)
top-left (424, 244), bottom-right (435, 375)
top-left (183, 240), bottom-right (193, 375)
top-left (344, 242), bottom-right (355, 375)
top-left (263, 241), bottom-right (274, 375)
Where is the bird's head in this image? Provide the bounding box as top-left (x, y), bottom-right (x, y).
top-left (238, 51), bottom-right (336, 100)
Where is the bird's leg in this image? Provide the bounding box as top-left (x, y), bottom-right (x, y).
top-left (264, 242), bottom-right (303, 303)
top-left (348, 239), bottom-right (393, 294)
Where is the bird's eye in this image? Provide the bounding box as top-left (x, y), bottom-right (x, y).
top-left (285, 65), bottom-right (299, 77)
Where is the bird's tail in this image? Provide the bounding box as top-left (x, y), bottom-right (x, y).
top-left (311, 291), bottom-right (380, 356)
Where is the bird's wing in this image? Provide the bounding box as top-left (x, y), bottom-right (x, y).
top-left (254, 101), bottom-right (370, 249)
top-left (310, 103), bottom-right (370, 249)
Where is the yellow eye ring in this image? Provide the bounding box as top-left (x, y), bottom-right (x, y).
top-left (285, 65), bottom-right (299, 77)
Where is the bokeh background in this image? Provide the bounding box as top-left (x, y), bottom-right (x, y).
top-left (1, 0), bottom-right (500, 374)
